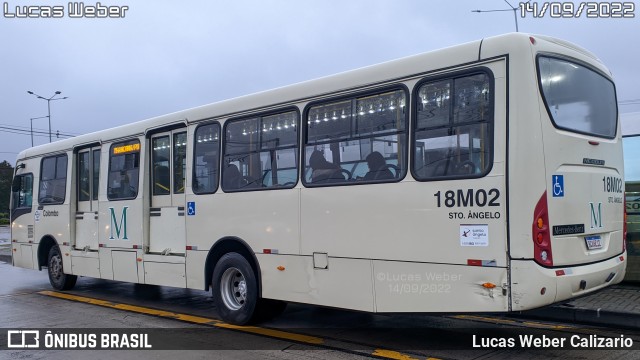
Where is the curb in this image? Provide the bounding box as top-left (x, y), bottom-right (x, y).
top-left (520, 305), bottom-right (640, 330)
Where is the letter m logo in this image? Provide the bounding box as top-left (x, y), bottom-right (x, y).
top-left (589, 202), bottom-right (603, 229)
top-left (109, 206), bottom-right (129, 240)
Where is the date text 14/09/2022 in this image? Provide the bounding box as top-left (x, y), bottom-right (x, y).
top-left (520, 2), bottom-right (635, 18)
top-left (3, 2), bottom-right (129, 18)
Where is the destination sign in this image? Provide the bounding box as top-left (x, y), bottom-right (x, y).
top-left (113, 143), bottom-right (140, 155)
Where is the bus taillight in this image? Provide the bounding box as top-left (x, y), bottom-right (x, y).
top-left (532, 191), bottom-right (553, 266)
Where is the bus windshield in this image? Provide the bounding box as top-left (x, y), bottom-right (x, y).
top-left (538, 56), bottom-right (617, 139)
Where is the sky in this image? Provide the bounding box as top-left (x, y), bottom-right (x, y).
top-left (1, 0), bottom-right (639, 164)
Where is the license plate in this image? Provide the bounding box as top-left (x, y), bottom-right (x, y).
top-left (585, 235), bottom-right (603, 250)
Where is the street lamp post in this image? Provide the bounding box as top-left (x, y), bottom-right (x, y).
top-left (29, 116), bottom-right (49, 147)
top-left (26, 90), bottom-right (68, 143)
top-left (472, 0), bottom-right (525, 32)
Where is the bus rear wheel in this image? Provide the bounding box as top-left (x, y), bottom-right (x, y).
top-left (47, 245), bottom-right (77, 290)
top-left (212, 252), bottom-right (258, 325)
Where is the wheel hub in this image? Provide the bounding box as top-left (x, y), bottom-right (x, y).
top-left (220, 267), bottom-right (247, 311)
top-left (50, 255), bottom-right (62, 280)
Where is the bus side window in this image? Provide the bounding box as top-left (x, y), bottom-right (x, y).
top-left (223, 164), bottom-right (241, 190)
top-left (413, 72), bottom-right (493, 181)
top-left (78, 151), bottom-right (91, 202)
top-left (152, 136), bottom-right (171, 196)
top-left (303, 89), bottom-right (408, 186)
top-left (222, 110), bottom-right (298, 192)
top-left (107, 140), bottom-right (140, 200)
top-left (193, 123), bottom-right (221, 194)
top-left (173, 132), bottom-right (187, 194)
top-left (38, 154), bottom-right (68, 204)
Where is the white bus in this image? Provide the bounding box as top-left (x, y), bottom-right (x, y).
top-left (10, 33), bottom-right (626, 325)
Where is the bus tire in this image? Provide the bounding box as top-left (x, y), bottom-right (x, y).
top-left (211, 252), bottom-right (258, 325)
top-left (47, 245), bottom-right (77, 290)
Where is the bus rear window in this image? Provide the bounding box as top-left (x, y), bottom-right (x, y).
top-left (538, 56), bottom-right (617, 139)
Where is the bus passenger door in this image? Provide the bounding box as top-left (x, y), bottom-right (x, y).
top-left (75, 148), bottom-right (101, 250)
top-left (149, 131), bottom-right (187, 255)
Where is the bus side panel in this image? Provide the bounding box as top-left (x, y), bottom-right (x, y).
top-left (186, 190), bottom-right (300, 256)
top-left (70, 251), bottom-right (101, 278)
top-left (34, 205), bottom-right (72, 251)
top-left (258, 254), bottom-right (375, 312)
top-left (373, 260), bottom-right (508, 312)
top-left (186, 249), bottom-right (208, 290)
top-left (13, 244), bottom-right (35, 269)
top-left (299, 178), bottom-right (507, 266)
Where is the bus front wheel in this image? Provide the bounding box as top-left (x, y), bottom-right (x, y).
top-left (212, 252), bottom-right (258, 325)
top-left (47, 245), bottom-right (77, 290)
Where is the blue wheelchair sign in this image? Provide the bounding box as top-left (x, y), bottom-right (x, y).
top-left (187, 202), bottom-right (196, 216)
top-left (552, 175), bottom-right (564, 197)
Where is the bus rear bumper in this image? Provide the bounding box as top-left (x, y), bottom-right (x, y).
top-left (510, 253), bottom-right (626, 311)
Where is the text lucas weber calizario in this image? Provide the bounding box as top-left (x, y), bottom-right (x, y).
top-left (3, 2), bottom-right (129, 18)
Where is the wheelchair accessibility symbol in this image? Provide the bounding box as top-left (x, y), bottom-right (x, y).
top-left (187, 202), bottom-right (196, 216)
top-left (552, 175), bottom-right (564, 197)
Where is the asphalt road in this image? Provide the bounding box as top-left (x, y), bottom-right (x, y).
top-left (0, 254), bottom-right (639, 359)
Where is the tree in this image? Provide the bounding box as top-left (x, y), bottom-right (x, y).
top-left (0, 160), bottom-right (14, 214)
